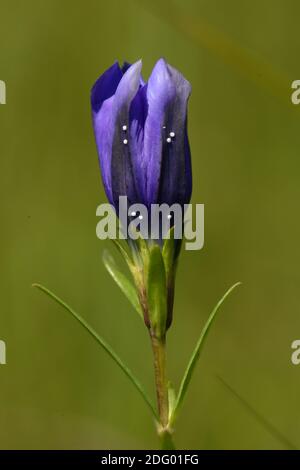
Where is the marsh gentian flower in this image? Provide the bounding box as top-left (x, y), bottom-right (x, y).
top-left (91, 59), bottom-right (192, 213)
top-left (92, 59), bottom-right (193, 339)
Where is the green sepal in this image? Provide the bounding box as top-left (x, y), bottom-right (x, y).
top-left (163, 225), bottom-right (183, 264)
top-left (135, 234), bottom-right (150, 266)
top-left (162, 227), bottom-right (176, 279)
top-left (102, 250), bottom-right (143, 319)
top-left (111, 238), bottom-right (134, 270)
top-left (147, 245), bottom-right (167, 338)
top-left (110, 238), bottom-right (145, 306)
top-left (162, 227), bottom-right (181, 329)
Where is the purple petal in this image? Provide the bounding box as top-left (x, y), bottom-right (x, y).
top-left (157, 62), bottom-right (192, 206)
top-left (92, 60), bottom-right (142, 206)
top-left (129, 84), bottom-right (148, 203)
top-left (110, 60), bottom-right (143, 209)
top-left (113, 60), bottom-right (142, 111)
top-left (91, 62), bottom-right (122, 114)
top-left (121, 61), bottom-right (145, 86)
top-left (143, 59), bottom-right (176, 206)
top-left (92, 96), bottom-right (115, 203)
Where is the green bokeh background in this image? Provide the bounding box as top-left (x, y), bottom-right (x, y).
top-left (0, 0), bottom-right (300, 450)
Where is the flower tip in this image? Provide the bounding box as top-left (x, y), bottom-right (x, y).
top-left (123, 60), bottom-right (142, 87)
top-left (113, 59), bottom-right (143, 107)
top-left (122, 59), bottom-right (142, 79)
top-left (156, 57), bottom-right (167, 65)
top-left (150, 58), bottom-right (172, 83)
top-left (134, 58), bottom-right (143, 71)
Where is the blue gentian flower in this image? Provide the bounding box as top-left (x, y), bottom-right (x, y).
top-left (91, 59), bottom-right (192, 213)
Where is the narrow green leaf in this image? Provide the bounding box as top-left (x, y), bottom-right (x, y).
top-left (167, 381), bottom-right (176, 422)
top-left (170, 282), bottom-right (241, 425)
top-left (147, 245), bottom-right (167, 338)
top-left (32, 283), bottom-right (157, 420)
top-left (103, 250), bottom-right (143, 319)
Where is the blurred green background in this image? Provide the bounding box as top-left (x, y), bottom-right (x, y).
top-left (0, 0), bottom-right (300, 450)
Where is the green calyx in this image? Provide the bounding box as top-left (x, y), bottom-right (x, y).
top-left (134, 229), bottom-right (181, 338)
top-left (146, 244), bottom-right (168, 339)
top-left (103, 229), bottom-right (182, 339)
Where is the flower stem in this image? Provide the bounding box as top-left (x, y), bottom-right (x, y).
top-left (151, 334), bottom-right (176, 450)
top-left (150, 333), bottom-right (169, 428)
top-left (159, 428), bottom-right (176, 450)
top-left (150, 332), bottom-right (176, 449)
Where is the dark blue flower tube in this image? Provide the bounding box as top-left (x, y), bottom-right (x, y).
top-left (91, 59), bottom-right (192, 215)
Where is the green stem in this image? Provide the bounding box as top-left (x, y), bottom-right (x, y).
top-left (159, 428), bottom-right (176, 450)
top-left (150, 333), bottom-right (169, 428)
top-left (150, 332), bottom-right (175, 449)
